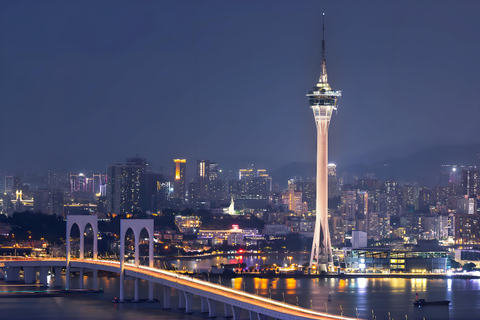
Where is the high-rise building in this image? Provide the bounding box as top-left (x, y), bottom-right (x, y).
top-left (34, 189), bottom-right (64, 215)
top-left (173, 159), bottom-right (186, 202)
top-left (281, 182), bottom-right (304, 216)
top-left (341, 190), bottom-right (357, 220)
top-left (197, 160), bottom-right (210, 200)
top-left (4, 176), bottom-right (13, 194)
top-left (327, 163), bottom-right (339, 198)
top-left (106, 157), bottom-right (145, 215)
top-left (306, 14), bottom-right (342, 271)
top-left (461, 167), bottom-right (478, 197)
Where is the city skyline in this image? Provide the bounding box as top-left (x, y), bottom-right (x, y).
top-left (1, 1), bottom-right (480, 175)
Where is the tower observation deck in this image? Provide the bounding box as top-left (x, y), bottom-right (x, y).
top-left (306, 14), bottom-right (341, 271)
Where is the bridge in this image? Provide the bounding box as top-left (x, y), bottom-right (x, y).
top-left (0, 216), bottom-right (360, 320)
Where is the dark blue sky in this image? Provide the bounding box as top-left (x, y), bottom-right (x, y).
top-left (1, 1), bottom-right (479, 174)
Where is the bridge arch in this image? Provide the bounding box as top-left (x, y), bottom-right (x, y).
top-left (119, 219), bottom-right (154, 268)
top-left (66, 215), bottom-right (98, 261)
top-left (119, 219), bottom-right (154, 302)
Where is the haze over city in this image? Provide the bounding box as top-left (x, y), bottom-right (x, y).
top-left (1, 0), bottom-right (479, 179)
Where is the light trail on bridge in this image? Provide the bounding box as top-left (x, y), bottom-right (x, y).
top-left (1, 257), bottom-right (361, 320)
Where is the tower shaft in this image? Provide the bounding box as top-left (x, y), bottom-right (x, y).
top-left (306, 13), bottom-right (341, 271)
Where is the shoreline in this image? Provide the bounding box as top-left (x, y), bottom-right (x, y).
top-left (183, 271), bottom-right (480, 280)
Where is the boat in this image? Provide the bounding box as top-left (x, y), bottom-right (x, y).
top-left (413, 299), bottom-right (450, 306)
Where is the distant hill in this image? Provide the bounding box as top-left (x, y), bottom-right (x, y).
top-left (271, 144), bottom-right (480, 187)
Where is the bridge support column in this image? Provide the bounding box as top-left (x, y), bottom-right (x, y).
top-left (207, 298), bottom-right (217, 318)
top-left (163, 286), bottom-right (171, 309)
top-left (24, 267), bottom-right (36, 283)
top-left (257, 314), bottom-right (268, 320)
top-left (79, 268), bottom-right (84, 289)
top-left (119, 271), bottom-right (125, 302)
top-left (93, 269), bottom-right (98, 289)
top-left (147, 282), bottom-right (154, 301)
top-left (40, 266), bottom-right (49, 287)
top-left (184, 292), bottom-right (193, 314)
top-left (200, 297), bottom-right (209, 313)
top-left (224, 303), bottom-right (233, 317)
top-left (232, 306), bottom-right (242, 320)
top-left (6, 267), bottom-right (20, 282)
top-left (178, 290), bottom-right (186, 309)
top-left (248, 311), bottom-right (258, 320)
top-left (54, 267), bottom-right (62, 287)
top-left (134, 278), bottom-right (139, 302)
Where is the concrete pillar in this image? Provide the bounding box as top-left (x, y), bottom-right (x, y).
top-left (66, 264), bottom-right (70, 290)
top-left (232, 306), bottom-right (242, 320)
top-left (79, 268), bottom-right (84, 289)
top-left (184, 292), bottom-right (193, 314)
top-left (224, 303), bottom-right (233, 317)
top-left (163, 286), bottom-right (171, 309)
top-left (257, 314), bottom-right (268, 320)
top-left (40, 266), bottom-right (49, 287)
top-left (93, 269), bottom-right (98, 289)
top-left (119, 271), bottom-right (125, 302)
top-left (134, 278), bottom-right (139, 302)
top-left (80, 231), bottom-right (84, 259)
top-left (207, 298), bottom-right (217, 318)
top-left (6, 267), bottom-right (20, 282)
top-left (24, 267), bottom-right (36, 284)
top-left (149, 231), bottom-right (154, 268)
top-left (93, 226), bottom-right (98, 260)
top-left (148, 282), bottom-right (154, 301)
top-left (66, 222), bottom-right (71, 290)
top-left (178, 290), bottom-right (186, 309)
top-left (54, 267), bottom-right (62, 287)
top-left (134, 234), bottom-right (139, 268)
top-left (248, 311), bottom-right (258, 320)
top-left (201, 297), bottom-right (209, 313)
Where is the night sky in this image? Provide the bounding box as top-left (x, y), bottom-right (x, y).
top-left (1, 1), bottom-right (479, 174)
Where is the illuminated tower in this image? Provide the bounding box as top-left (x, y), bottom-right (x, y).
top-left (307, 14), bottom-right (342, 271)
top-left (173, 159), bottom-right (186, 202)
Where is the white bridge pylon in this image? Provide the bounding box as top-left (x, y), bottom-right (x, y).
top-left (66, 215), bottom-right (98, 289)
top-left (119, 219), bottom-right (154, 302)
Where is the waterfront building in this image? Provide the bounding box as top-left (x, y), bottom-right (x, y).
top-left (307, 14), bottom-right (342, 271)
top-left (343, 245), bottom-right (449, 274)
top-left (198, 226), bottom-right (258, 246)
top-left (455, 213), bottom-right (480, 245)
top-left (455, 249), bottom-right (480, 267)
top-left (174, 215), bottom-right (201, 235)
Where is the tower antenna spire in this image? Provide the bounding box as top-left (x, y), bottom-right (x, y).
top-left (322, 13), bottom-right (325, 55)
top-left (319, 13), bottom-right (328, 84)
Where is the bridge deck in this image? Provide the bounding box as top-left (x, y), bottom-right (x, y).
top-left (1, 258), bottom-right (359, 320)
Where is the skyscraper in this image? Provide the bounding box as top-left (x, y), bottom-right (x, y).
top-left (197, 160), bottom-right (210, 200)
top-left (106, 157), bottom-right (145, 216)
top-left (306, 14), bottom-right (342, 271)
top-left (173, 159), bottom-right (186, 202)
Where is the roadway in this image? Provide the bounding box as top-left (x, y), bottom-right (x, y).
top-left (1, 258), bottom-right (360, 320)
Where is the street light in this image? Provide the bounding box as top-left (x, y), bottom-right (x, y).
top-left (288, 256), bottom-right (292, 266)
top-left (262, 256), bottom-right (266, 268)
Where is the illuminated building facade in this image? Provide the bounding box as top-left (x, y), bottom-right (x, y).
top-left (306, 14), bottom-right (341, 270)
top-left (197, 160), bottom-right (210, 200)
top-left (173, 159), bottom-right (186, 202)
